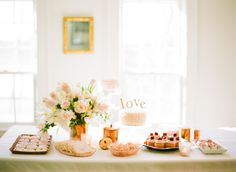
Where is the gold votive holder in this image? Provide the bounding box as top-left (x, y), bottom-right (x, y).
top-left (194, 129), bottom-right (200, 141)
top-left (180, 128), bottom-right (191, 142)
top-left (103, 125), bottom-right (119, 143)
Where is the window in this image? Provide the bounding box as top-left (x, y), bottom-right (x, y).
top-left (120, 0), bottom-right (186, 125)
top-left (0, 0), bottom-right (36, 124)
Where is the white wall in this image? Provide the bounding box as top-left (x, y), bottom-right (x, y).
top-left (37, 0), bottom-right (236, 127)
top-left (37, 0), bottom-right (119, 102)
top-left (187, 0), bottom-right (236, 128)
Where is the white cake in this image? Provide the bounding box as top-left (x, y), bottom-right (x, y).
top-left (121, 110), bottom-right (146, 126)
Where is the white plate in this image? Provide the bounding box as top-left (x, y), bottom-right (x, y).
top-left (197, 140), bottom-right (227, 154)
top-left (198, 146), bottom-right (227, 154)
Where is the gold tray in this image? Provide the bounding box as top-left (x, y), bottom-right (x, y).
top-left (143, 144), bottom-right (179, 150)
top-left (10, 134), bottom-right (52, 154)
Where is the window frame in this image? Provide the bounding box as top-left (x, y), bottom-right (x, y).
top-left (119, 0), bottom-right (187, 125)
top-left (0, 71), bottom-right (36, 130)
top-left (0, 0), bottom-right (37, 130)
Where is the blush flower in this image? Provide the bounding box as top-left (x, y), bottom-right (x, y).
top-left (60, 82), bottom-right (71, 93)
top-left (43, 98), bottom-right (56, 108)
top-left (94, 103), bottom-right (108, 113)
top-left (63, 111), bottom-right (75, 120)
top-left (50, 92), bottom-right (59, 101)
top-left (68, 92), bottom-right (80, 99)
top-left (74, 102), bottom-right (87, 114)
top-left (40, 81), bottom-right (110, 134)
top-left (61, 100), bottom-right (70, 109)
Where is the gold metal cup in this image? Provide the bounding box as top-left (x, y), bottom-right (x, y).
top-left (194, 129), bottom-right (200, 141)
top-left (180, 128), bottom-right (191, 142)
top-left (103, 126), bottom-right (119, 143)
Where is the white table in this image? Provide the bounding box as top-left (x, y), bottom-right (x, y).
top-left (0, 125), bottom-right (236, 172)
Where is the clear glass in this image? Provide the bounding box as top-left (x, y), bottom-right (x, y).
top-left (15, 74), bottom-right (34, 98)
top-left (15, 99), bottom-right (34, 122)
top-left (179, 141), bottom-right (191, 156)
top-left (0, 74), bottom-right (14, 98)
top-left (0, 0), bottom-right (35, 124)
top-left (15, 0), bottom-right (34, 23)
top-left (0, 74), bottom-right (34, 123)
top-left (0, 99), bottom-right (15, 122)
top-left (0, 1), bottom-right (14, 23)
top-left (0, 23), bottom-right (35, 72)
top-left (122, 1), bottom-right (184, 74)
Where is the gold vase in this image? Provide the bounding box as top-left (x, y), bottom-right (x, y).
top-left (70, 124), bottom-right (87, 140)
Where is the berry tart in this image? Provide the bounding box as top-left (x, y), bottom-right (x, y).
top-left (144, 131), bottom-right (179, 150)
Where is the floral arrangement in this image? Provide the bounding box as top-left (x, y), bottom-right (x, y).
top-left (39, 80), bottom-right (110, 133)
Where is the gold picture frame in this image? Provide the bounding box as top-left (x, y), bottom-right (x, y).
top-left (63, 17), bottom-right (94, 54)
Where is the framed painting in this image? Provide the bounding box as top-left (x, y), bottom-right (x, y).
top-left (63, 17), bottom-right (94, 54)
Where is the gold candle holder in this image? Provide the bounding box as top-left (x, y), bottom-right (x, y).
top-left (180, 128), bottom-right (191, 142)
top-left (103, 125), bottom-right (119, 143)
top-left (194, 129), bottom-right (200, 141)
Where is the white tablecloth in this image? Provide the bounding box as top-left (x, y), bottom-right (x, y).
top-left (0, 125), bottom-right (236, 172)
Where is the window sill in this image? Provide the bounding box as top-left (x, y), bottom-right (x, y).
top-left (0, 122), bottom-right (36, 132)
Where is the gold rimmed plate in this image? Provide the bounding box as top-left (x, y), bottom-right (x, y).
top-left (10, 134), bottom-right (52, 154)
top-left (143, 144), bottom-right (179, 151)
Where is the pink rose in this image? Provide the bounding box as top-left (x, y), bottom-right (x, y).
top-left (61, 101), bottom-right (70, 109)
top-left (74, 102), bottom-right (87, 114)
top-left (63, 111), bottom-right (75, 120)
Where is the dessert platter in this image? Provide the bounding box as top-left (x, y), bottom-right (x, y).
top-left (196, 139), bottom-right (227, 154)
top-left (10, 134), bottom-right (52, 154)
top-left (143, 131), bottom-right (180, 150)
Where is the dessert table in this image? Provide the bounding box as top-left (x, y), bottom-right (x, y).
top-left (0, 125), bottom-right (236, 172)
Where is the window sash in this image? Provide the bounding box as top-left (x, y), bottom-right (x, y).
top-left (0, 71), bottom-right (35, 124)
top-left (120, 0), bottom-right (186, 125)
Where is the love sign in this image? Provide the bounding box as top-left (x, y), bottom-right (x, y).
top-left (120, 98), bottom-right (146, 109)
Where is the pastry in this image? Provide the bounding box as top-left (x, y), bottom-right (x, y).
top-left (99, 137), bottom-right (113, 150)
top-left (154, 138), bottom-right (165, 148)
top-left (144, 131), bottom-right (179, 149)
top-left (175, 137), bottom-right (180, 147)
top-left (10, 134), bottom-right (52, 154)
top-left (147, 136), bottom-right (155, 146)
top-left (166, 137), bottom-right (176, 148)
top-left (173, 133), bottom-right (178, 137)
top-left (146, 133), bottom-right (154, 140)
top-left (154, 132), bottom-right (159, 139)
